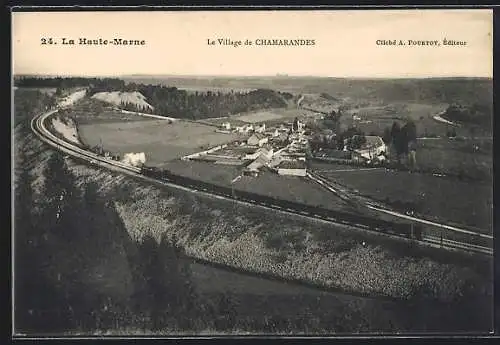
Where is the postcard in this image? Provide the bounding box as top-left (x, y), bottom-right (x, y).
top-left (12, 8), bottom-right (493, 336)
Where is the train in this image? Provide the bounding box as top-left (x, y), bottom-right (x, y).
top-left (141, 165), bottom-right (424, 241)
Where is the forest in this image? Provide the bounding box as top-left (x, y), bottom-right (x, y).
top-left (441, 103), bottom-right (492, 128)
top-left (14, 76), bottom-right (289, 120)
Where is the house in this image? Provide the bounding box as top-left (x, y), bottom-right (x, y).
top-left (297, 120), bottom-right (305, 132)
top-left (244, 147), bottom-right (274, 161)
top-left (272, 132), bottom-right (289, 145)
top-left (247, 133), bottom-right (269, 147)
top-left (244, 153), bottom-right (272, 175)
top-left (346, 135), bottom-right (387, 160)
top-left (236, 124), bottom-right (254, 134)
top-left (221, 122), bottom-right (231, 130)
top-left (318, 149), bottom-right (352, 160)
top-left (277, 160), bottom-right (307, 176)
top-left (255, 124), bottom-right (266, 133)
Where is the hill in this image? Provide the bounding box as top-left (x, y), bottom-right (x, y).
top-left (122, 76), bottom-right (493, 107)
top-left (91, 91), bottom-right (155, 111)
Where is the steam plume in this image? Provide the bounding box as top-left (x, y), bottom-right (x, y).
top-left (121, 152), bottom-right (146, 167)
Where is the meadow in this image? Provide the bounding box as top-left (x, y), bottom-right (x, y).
top-left (78, 120), bottom-right (239, 164)
top-left (162, 160), bottom-right (354, 213)
top-left (414, 138), bottom-right (492, 181)
top-left (340, 103), bottom-right (450, 137)
top-left (318, 168), bottom-right (492, 232)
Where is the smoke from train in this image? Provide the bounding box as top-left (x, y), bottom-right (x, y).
top-left (121, 152), bottom-right (146, 167)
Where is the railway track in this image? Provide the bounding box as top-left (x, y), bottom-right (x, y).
top-left (31, 108), bottom-right (493, 257)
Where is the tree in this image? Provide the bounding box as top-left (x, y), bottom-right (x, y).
top-left (446, 128), bottom-right (457, 138)
top-left (347, 134), bottom-right (367, 150)
top-left (402, 120), bottom-right (417, 143)
top-left (292, 117), bottom-right (299, 132)
top-left (382, 127), bottom-right (392, 144)
top-left (390, 122), bottom-right (401, 144)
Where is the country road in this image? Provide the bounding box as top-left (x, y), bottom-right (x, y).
top-left (31, 99), bottom-right (492, 256)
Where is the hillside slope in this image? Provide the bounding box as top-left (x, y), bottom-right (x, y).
top-left (91, 91), bottom-right (155, 111)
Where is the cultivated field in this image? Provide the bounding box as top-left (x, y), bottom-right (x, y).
top-left (318, 167), bottom-right (492, 232)
top-left (78, 120), bottom-right (239, 164)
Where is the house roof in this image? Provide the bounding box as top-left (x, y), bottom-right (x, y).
top-left (249, 133), bottom-right (267, 140)
top-left (351, 135), bottom-right (385, 151)
top-left (246, 154), bottom-right (270, 171)
top-left (364, 136), bottom-right (385, 148)
top-left (278, 160), bottom-right (306, 169)
top-left (257, 147), bottom-right (272, 155)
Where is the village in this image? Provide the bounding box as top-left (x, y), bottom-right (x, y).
top-left (181, 113), bottom-right (390, 178)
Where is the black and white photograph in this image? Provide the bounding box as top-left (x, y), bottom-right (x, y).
top-left (12, 9), bottom-right (493, 336)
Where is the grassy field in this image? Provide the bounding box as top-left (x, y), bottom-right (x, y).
top-left (341, 103), bottom-right (451, 137)
top-left (235, 110), bottom-right (286, 123)
top-left (415, 138), bottom-right (492, 180)
top-left (200, 108), bottom-right (319, 127)
top-left (78, 120), bottom-right (239, 164)
top-left (162, 160), bottom-right (354, 213)
top-left (67, 98), bottom-right (160, 125)
top-left (317, 167), bottom-right (492, 232)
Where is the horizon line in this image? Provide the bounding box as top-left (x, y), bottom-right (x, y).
top-left (13, 73), bottom-right (493, 80)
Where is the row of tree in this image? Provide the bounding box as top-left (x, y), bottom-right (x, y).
top-left (15, 76), bottom-right (126, 91)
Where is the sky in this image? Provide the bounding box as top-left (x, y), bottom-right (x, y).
top-left (12, 10), bottom-right (493, 78)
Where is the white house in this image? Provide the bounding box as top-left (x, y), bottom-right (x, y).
top-left (247, 133), bottom-right (269, 147)
top-left (255, 124), bottom-right (266, 133)
top-left (221, 122), bottom-right (231, 130)
top-left (353, 135), bottom-right (387, 160)
top-left (277, 160), bottom-right (307, 177)
top-left (236, 124), bottom-right (254, 134)
top-left (297, 120), bottom-right (305, 132)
